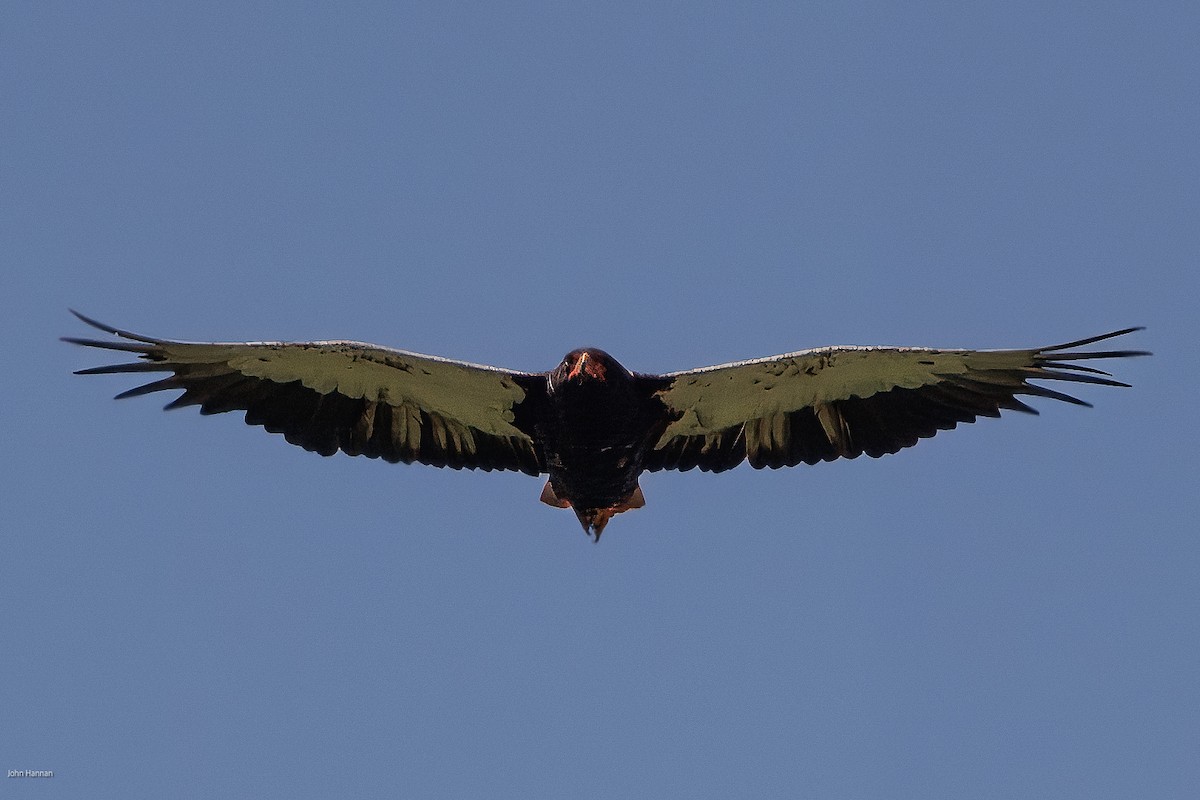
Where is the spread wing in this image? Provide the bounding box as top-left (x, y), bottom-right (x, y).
top-left (64, 311), bottom-right (546, 474)
top-left (644, 328), bottom-right (1147, 472)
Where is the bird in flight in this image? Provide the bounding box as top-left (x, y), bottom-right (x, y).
top-left (65, 311), bottom-right (1147, 541)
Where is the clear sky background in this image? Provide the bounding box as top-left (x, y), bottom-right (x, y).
top-left (3, 2), bottom-right (1196, 798)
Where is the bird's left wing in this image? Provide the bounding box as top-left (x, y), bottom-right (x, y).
top-left (64, 311), bottom-right (546, 474)
top-left (644, 328), bottom-right (1147, 472)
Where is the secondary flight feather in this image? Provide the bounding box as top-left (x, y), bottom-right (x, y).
top-left (65, 310), bottom-right (1147, 540)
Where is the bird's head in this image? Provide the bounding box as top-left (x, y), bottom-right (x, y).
top-left (553, 348), bottom-right (626, 387)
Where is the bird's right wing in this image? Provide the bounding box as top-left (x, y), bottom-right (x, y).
top-left (644, 328), bottom-right (1147, 472)
top-left (65, 311), bottom-right (547, 474)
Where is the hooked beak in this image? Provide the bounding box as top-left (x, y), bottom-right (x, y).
top-left (567, 352), bottom-right (590, 381)
top-left (566, 351), bottom-right (607, 382)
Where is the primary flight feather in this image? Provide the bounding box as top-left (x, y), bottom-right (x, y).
top-left (65, 310), bottom-right (1147, 540)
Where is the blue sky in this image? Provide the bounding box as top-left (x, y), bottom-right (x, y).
top-left (3, 2), bottom-right (1196, 797)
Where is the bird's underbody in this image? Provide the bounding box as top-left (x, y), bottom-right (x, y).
top-left (65, 311), bottom-right (1147, 541)
top-left (534, 349), bottom-right (665, 539)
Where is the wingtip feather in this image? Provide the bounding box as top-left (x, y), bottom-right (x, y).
top-left (66, 309), bottom-right (160, 343)
top-left (1040, 327), bottom-right (1147, 353)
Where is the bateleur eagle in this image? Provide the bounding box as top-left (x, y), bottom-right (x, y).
top-left (65, 311), bottom-right (1147, 540)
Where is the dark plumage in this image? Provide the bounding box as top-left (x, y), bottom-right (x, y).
top-left (65, 311), bottom-right (1148, 540)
